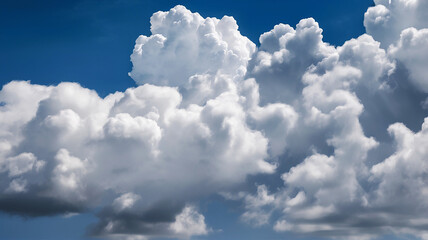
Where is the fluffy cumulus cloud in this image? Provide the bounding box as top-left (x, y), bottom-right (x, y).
top-left (129, 5), bottom-right (255, 88)
top-left (364, 0), bottom-right (428, 48)
top-left (230, 0), bottom-right (428, 239)
top-left (0, 5), bottom-right (295, 239)
top-left (364, 0), bottom-right (428, 93)
top-left (1, 1), bottom-right (428, 240)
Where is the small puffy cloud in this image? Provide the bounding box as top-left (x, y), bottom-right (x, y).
top-left (241, 185), bottom-right (275, 226)
top-left (169, 206), bottom-right (209, 238)
top-left (112, 193), bottom-right (141, 212)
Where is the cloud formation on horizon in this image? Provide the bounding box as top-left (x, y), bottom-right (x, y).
top-left (1, 1), bottom-right (428, 239)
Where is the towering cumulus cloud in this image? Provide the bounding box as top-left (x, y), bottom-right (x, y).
top-left (1, 1), bottom-right (428, 239)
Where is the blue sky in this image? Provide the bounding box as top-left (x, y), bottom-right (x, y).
top-left (1, 0), bottom-right (428, 240)
top-left (1, 0), bottom-right (372, 95)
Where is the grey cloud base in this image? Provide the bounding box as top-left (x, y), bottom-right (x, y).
top-left (1, 1), bottom-right (428, 239)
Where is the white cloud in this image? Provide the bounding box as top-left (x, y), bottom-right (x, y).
top-left (0, 6), bottom-right (298, 239)
top-left (389, 28), bottom-right (428, 92)
top-left (248, 18), bottom-right (336, 104)
top-left (225, 3), bottom-right (428, 239)
top-left (112, 193), bottom-right (141, 211)
top-left (0, 152), bottom-right (44, 178)
top-left (364, 0), bottom-right (428, 48)
top-left (0, 77), bottom-right (287, 238)
top-left (169, 206), bottom-right (209, 238)
top-left (337, 34), bottom-right (394, 89)
top-left (241, 185), bottom-right (275, 226)
top-left (129, 5), bottom-right (255, 88)
top-left (363, 0), bottom-right (428, 95)
top-left (52, 149), bottom-right (87, 193)
top-left (371, 119), bottom-right (428, 220)
top-left (2, 3), bottom-right (428, 240)
top-left (6, 178), bottom-right (28, 193)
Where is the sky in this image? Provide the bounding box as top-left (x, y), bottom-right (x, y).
top-left (1, 0), bottom-right (428, 240)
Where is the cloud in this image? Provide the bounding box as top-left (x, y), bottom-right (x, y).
top-left (241, 185), bottom-right (275, 226)
top-left (364, 0), bottom-right (428, 48)
top-left (169, 205), bottom-right (210, 238)
top-left (0, 152), bottom-right (44, 178)
top-left (0, 5), bottom-right (296, 239)
top-left (0, 77), bottom-right (287, 237)
top-left (89, 197), bottom-right (208, 240)
top-left (389, 28), bottom-right (428, 92)
top-left (129, 5), bottom-right (255, 88)
top-left (246, 18), bottom-right (336, 104)
top-left (1, 2), bottom-right (428, 240)
top-left (263, 117), bottom-right (428, 240)
top-left (225, 2), bottom-right (428, 238)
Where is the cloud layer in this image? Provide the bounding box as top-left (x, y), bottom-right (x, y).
top-left (1, 1), bottom-right (428, 239)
